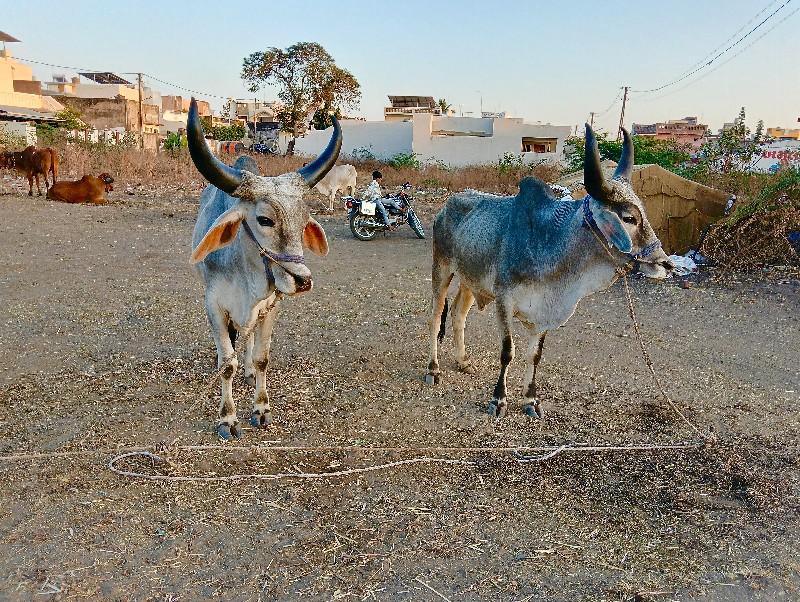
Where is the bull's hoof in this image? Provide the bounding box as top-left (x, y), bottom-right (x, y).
top-left (250, 410), bottom-right (273, 428)
top-left (217, 422), bottom-right (242, 440)
top-left (522, 400), bottom-right (544, 419)
top-left (487, 398), bottom-right (507, 419)
top-left (458, 362), bottom-right (477, 375)
top-left (424, 372), bottom-right (440, 385)
top-left (243, 373), bottom-right (256, 387)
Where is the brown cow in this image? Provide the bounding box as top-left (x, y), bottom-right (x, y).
top-left (0, 146), bottom-right (59, 196)
top-left (46, 173), bottom-right (113, 205)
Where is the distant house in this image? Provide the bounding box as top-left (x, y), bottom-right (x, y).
top-left (0, 34), bottom-right (64, 126)
top-left (296, 110), bottom-right (570, 168)
top-left (50, 72), bottom-right (162, 149)
top-left (632, 117), bottom-right (709, 148)
top-left (384, 95), bottom-right (444, 122)
top-left (766, 126), bottom-right (800, 141)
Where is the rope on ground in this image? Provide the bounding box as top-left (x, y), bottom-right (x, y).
top-left (584, 223), bottom-right (717, 445)
top-left (108, 450), bottom-right (475, 482)
top-left (101, 440), bottom-right (707, 482)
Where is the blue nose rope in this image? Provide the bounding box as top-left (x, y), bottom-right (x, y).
top-left (240, 219), bottom-right (306, 285)
top-left (582, 196), bottom-right (661, 261)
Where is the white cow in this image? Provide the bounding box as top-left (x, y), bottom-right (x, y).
top-left (312, 164), bottom-right (357, 211)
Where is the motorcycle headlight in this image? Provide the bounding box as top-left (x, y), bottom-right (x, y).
top-left (346, 201), bottom-right (353, 209)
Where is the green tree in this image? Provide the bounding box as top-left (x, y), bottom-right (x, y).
top-left (564, 131), bottom-right (691, 173)
top-left (694, 107), bottom-right (767, 176)
top-left (437, 98), bottom-right (452, 115)
top-left (241, 42), bottom-right (361, 154)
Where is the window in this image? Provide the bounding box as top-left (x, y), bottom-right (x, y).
top-left (522, 137), bottom-right (557, 153)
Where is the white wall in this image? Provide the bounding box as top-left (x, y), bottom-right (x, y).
top-left (74, 83), bottom-right (139, 101)
top-left (412, 114), bottom-right (570, 167)
top-left (1, 121), bottom-right (37, 145)
top-left (292, 114), bottom-right (570, 167)
top-left (294, 120), bottom-right (412, 161)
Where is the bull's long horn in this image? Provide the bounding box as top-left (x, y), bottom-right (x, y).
top-left (583, 123), bottom-right (613, 201)
top-left (297, 116), bottom-right (342, 188)
top-left (187, 98), bottom-right (243, 195)
top-left (613, 127), bottom-right (634, 181)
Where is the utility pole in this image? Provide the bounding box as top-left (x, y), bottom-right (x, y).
top-left (617, 86), bottom-right (629, 142)
top-left (589, 111), bottom-right (595, 128)
top-left (137, 73), bottom-right (144, 150)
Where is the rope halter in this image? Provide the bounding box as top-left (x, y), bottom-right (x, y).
top-left (240, 219), bottom-right (306, 285)
top-left (582, 196), bottom-right (662, 262)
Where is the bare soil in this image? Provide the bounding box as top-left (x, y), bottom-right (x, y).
top-left (0, 184), bottom-right (798, 602)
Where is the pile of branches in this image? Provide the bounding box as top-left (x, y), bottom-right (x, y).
top-left (704, 204), bottom-right (800, 273)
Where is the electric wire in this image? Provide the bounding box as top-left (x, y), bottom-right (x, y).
top-left (632, 0), bottom-right (793, 95)
top-left (13, 56), bottom-right (236, 100)
top-left (631, 3), bottom-right (800, 103)
top-left (639, 0), bottom-right (780, 89)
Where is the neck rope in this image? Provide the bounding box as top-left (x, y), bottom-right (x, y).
top-left (240, 219), bottom-right (306, 285)
top-left (581, 196), bottom-right (662, 261)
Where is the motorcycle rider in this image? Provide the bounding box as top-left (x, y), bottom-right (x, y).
top-left (364, 170), bottom-right (405, 231)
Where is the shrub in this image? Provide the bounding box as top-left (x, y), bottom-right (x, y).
top-left (389, 152), bottom-right (421, 169)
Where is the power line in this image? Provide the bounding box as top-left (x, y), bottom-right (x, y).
top-left (654, 0), bottom-right (779, 85)
top-left (14, 55), bottom-right (234, 100)
top-left (632, 0), bottom-right (793, 94)
top-left (594, 88), bottom-right (623, 119)
top-left (631, 3), bottom-right (800, 103)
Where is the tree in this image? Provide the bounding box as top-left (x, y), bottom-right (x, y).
top-left (682, 107), bottom-right (769, 182)
top-left (241, 42), bottom-right (361, 154)
top-left (437, 98), bottom-right (452, 115)
top-left (564, 131), bottom-right (691, 173)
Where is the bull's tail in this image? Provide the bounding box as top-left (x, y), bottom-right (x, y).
top-left (437, 298), bottom-right (448, 343)
top-left (227, 322), bottom-right (238, 348)
top-left (49, 148), bottom-right (59, 183)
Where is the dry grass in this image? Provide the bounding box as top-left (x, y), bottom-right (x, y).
top-left (47, 142), bottom-right (565, 197)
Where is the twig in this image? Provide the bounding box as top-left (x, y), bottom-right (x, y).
top-left (414, 577), bottom-right (453, 602)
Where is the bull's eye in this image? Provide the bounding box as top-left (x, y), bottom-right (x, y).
top-left (257, 216), bottom-right (275, 228)
top-left (622, 215), bottom-right (638, 225)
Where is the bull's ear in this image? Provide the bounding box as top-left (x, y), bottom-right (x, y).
top-left (593, 208), bottom-right (632, 253)
top-left (303, 217), bottom-right (328, 257)
top-left (191, 207), bottom-right (245, 263)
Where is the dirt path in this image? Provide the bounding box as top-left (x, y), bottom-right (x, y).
top-left (0, 189), bottom-right (798, 601)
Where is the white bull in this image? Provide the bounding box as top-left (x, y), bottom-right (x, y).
top-left (187, 98), bottom-right (341, 439)
top-left (312, 164), bottom-right (357, 211)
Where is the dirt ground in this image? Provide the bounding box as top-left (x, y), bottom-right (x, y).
top-left (0, 181), bottom-right (798, 602)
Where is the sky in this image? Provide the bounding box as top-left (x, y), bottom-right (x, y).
top-left (2, 0), bottom-right (798, 136)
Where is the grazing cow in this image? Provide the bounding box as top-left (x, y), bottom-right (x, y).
top-left (188, 98), bottom-right (340, 439)
top-left (47, 173), bottom-right (114, 204)
top-left (0, 146), bottom-right (59, 196)
top-left (312, 163), bottom-right (357, 210)
top-left (424, 125), bottom-right (674, 419)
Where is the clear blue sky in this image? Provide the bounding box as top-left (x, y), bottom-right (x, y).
top-left (2, 0), bottom-right (798, 135)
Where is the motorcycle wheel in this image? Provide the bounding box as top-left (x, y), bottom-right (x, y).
top-left (407, 209), bottom-right (426, 239)
top-left (349, 212), bottom-right (378, 241)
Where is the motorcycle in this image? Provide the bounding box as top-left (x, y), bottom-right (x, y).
top-left (343, 183), bottom-right (426, 241)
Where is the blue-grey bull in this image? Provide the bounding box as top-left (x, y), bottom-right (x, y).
top-left (188, 98), bottom-right (341, 439)
top-left (424, 124), bottom-right (674, 418)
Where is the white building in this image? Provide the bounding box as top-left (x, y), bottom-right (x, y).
top-left (295, 112), bottom-right (570, 168)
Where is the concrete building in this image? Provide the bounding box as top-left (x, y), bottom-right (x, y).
top-left (384, 95), bottom-right (445, 122)
top-left (49, 72), bottom-right (163, 149)
top-left (767, 126), bottom-right (800, 140)
top-left (632, 117), bottom-right (709, 148)
top-left (295, 112), bottom-right (569, 168)
top-left (0, 35), bottom-right (64, 122)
